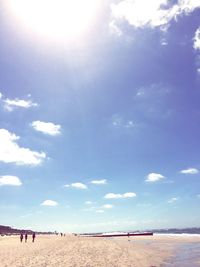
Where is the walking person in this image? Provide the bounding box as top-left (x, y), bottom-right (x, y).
top-left (20, 233), bottom-right (23, 243)
top-left (25, 233), bottom-right (28, 242)
top-left (32, 232), bottom-right (36, 242)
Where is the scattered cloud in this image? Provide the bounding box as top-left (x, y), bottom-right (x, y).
top-left (194, 27), bottom-right (200, 50)
top-left (161, 39), bottom-right (168, 46)
top-left (3, 98), bottom-right (37, 112)
top-left (135, 84), bottom-right (170, 99)
top-left (110, 0), bottom-right (200, 32)
top-left (102, 204), bottom-right (114, 209)
top-left (71, 183), bottom-right (87, 189)
top-left (104, 192), bottom-right (136, 199)
top-left (31, 121), bottom-right (61, 136)
top-left (168, 197), bottom-right (179, 203)
top-left (134, 84), bottom-right (173, 121)
top-left (145, 173), bottom-right (165, 182)
top-left (0, 129), bottom-right (46, 166)
top-left (125, 121), bottom-right (135, 128)
top-left (84, 203), bottom-right (114, 212)
top-left (64, 182), bottom-right (87, 189)
top-left (83, 206), bottom-right (96, 212)
top-left (137, 203), bottom-right (152, 207)
top-left (109, 20), bottom-right (122, 36)
top-left (111, 115), bottom-right (136, 129)
top-left (96, 210), bottom-right (104, 213)
top-left (85, 201), bottom-right (93, 205)
top-left (0, 175), bottom-right (22, 186)
top-left (90, 179), bottom-right (107, 185)
top-left (180, 168), bottom-right (199, 174)
top-left (41, 200), bottom-right (58, 206)
top-left (163, 179), bottom-right (174, 184)
top-left (0, 92), bottom-right (3, 99)
top-left (20, 213), bottom-right (33, 218)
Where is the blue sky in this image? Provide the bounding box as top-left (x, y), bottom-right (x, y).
top-left (0, 0), bottom-right (200, 233)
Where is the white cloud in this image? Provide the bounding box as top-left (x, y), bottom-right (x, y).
top-left (31, 121), bottom-right (61, 136)
top-left (180, 168), bottom-right (199, 174)
top-left (64, 182), bottom-right (87, 189)
top-left (194, 27), bottom-right (200, 50)
top-left (111, 115), bottom-right (136, 129)
top-left (125, 121), bottom-right (135, 128)
top-left (85, 201), bottom-right (93, 205)
top-left (109, 20), bottom-right (122, 36)
top-left (71, 182), bottom-right (87, 189)
top-left (134, 83), bottom-right (173, 121)
top-left (41, 200), bottom-right (58, 206)
top-left (96, 210), bottom-right (104, 213)
top-left (168, 197), bottom-right (179, 203)
top-left (102, 204), bottom-right (114, 209)
top-left (90, 179), bottom-right (107, 185)
top-left (0, 175), bottom-right (22, 186)
top-left (0, 129), bottom-right (46, 166)
top-left (136, 84), bottom-right (171, 100)
top-left (83, 206), bottom-right (96, 212)
top-left (123, 192), bottom-right (136, 198)
top-left (137, 203), bottom-right (152, 207)
top-left (112, 115), bottom-right (123, 127)
top-left (161, 39), bottom-right (168, 46)
top-left (111, 0), bottom-right (200, 31)
top-left (3, 98), bottom-right (38, 111)
top-left (145, 173), bottom-right (165, 182)
top-left (104, 192), bottom-right (136, 199)
top-left (0, 92), bottom-right (3, 99)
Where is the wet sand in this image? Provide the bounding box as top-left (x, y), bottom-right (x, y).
top-left (0, 234), bottom-right (199, 267)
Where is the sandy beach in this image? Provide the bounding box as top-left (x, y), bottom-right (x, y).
top-left (0, 234), bottom-right (200, 267)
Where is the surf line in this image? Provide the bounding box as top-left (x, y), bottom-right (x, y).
top-left (83, 232), bottom-right (153, 238)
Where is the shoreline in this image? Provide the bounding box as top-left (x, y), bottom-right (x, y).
top-left (0, 234), bottom-right (199, 266)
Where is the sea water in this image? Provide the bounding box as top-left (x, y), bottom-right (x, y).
top-left (108, 233), bottom-right (200, 266)
top-left (161, 242), bottom-right (200, 267)
top-left (132, 234), bottom-right (200, 267)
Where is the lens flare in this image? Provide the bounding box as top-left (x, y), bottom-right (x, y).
top-left (8, 0), bottom-right (100, 41)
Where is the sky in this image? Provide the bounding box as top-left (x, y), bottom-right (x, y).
top-left (0, 0), bottom-right (200, 233)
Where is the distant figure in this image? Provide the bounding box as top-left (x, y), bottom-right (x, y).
top-left (25, 233), bottom-right (28, 242)
top-left (32, 233), bottom-right (36, 242)
top-left (128, 232), bottom-right (130, 242)
top-left (20, 233), bottom-right (23, 242)
top-left (61, 233), bottom-right (63, 237)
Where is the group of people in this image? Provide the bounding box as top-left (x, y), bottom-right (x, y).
top-left (20, 233), bottom-right (36, 243)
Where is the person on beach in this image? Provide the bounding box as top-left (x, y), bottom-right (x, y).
top-left (20, 233), bottom-right (23, 242)
top-left (128, 232), bottom-right (130, 242)
top-left (25, 233), bottom-right (28, 242)
top-left (32, 232), bottom-right (35, 242)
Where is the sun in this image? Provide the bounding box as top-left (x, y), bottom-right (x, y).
top-left (8, 0), bottom-right (100, 41)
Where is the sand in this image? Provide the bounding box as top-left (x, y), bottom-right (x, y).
top-left (0, 234), bottom-right (200, 267)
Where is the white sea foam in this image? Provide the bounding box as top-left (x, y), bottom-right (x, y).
top-left (102, 232), bottom-right (128, 235)
top-left (154, 233), bottom-right (200, 238)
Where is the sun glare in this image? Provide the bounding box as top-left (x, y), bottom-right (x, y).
top-left (8, 0), bottom-right (100, 41)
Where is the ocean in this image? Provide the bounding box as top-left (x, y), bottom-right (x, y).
top-left (161, 242), bottom-right (200, 267)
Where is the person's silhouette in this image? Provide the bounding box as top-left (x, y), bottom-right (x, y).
top-left (32, 233), bottom-right (36, 242)
top-left (25, 233), bottom-right (28, 242)
top-left (20, 233), bottom-right (23, 242)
